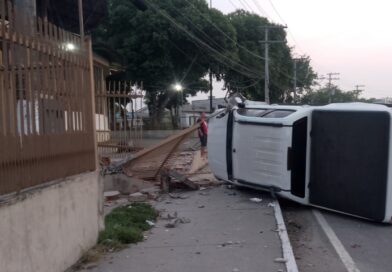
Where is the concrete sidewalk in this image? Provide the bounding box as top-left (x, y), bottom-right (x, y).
top-left (85, 186), bottom-right (288, 272)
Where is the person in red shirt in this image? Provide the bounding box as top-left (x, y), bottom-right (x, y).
top-left (197, 112), bottom-right (208, 158)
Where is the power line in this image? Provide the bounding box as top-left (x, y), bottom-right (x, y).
top-left (238, 0), bottom-right (254, 12)
top-left (183, 0), bottom-right (265, 61)
top-left (143, 0), bottom-right (263, 80)
top-left (228, 0), bottom-right (239, 10)
top-left (250, 0), bottom-right (270, 18)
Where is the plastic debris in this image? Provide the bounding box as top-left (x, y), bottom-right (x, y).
top-left (268, 202), bottom-right (276, 208)
top-left (145, 220), bottom-right (155, 227)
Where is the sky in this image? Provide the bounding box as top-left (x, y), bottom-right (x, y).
top-left (191, 0), bottom-right (392, 101)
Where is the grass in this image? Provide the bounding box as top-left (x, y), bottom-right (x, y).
top-left (98, 203), bottom-right (158, 248)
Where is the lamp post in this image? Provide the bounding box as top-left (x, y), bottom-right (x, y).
top-left (173, 83), bottom-right (183, 128)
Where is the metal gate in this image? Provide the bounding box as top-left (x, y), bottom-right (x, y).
top-left (95, 80), bottom-right (144, 159)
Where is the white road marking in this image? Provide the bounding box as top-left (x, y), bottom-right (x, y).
top-left (273, 199), bottom-right (299, 272)
top-left (313, 209), bottom-right (360, 272)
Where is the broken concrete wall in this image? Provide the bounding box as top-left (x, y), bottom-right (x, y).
top-left (0, 171), bottom-right (103, 272)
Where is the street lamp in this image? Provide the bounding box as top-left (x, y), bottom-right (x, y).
top-left (173, 83), bottom-right (184, 128)
top-left (65, 43), bottom-right (76, 51)
top-left (173, 83), bottom-right (183, 92)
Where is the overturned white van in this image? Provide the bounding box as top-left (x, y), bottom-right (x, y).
top-left (208, 102), bottom-right (392, 223)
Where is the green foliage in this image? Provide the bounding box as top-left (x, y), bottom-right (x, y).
top-left (300, 87), bottom-right (374, 105)
top-left (225, 10), bottom-right (317, 103)
top-left (93, 0), bottom-right (239, 126)
top-left (98, 203), bottom-right (158, 246)
top-left (93, 2), bottom-right (318, 123)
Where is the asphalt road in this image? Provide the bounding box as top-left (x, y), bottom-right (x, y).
top-left (281, 199), bottom-right (392, 272)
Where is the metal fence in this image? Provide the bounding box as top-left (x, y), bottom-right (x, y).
top-left (96, 80), bottom-right (144, 159)
top-left (0, 2), bottom-right (96, 196)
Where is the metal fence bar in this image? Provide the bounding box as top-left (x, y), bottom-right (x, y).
top-left (0, 1), bottom-right (96, 196)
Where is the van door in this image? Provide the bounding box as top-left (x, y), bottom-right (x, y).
top-left (231, 109), bottom-right (293, 191)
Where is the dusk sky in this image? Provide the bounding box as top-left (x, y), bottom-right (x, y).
top-left (193, 0), bottom-right (392, 100)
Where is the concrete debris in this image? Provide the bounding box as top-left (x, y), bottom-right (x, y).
top-left (274, 258), bottom-right (288, 263)
top-left (250, 197), bottom-right (263, 203)
top-left (165, 217), bottom-right (191, 228)
top-left (162, 170), bottom-right (200, 191)
top-left (129, 192), bottom-right (147, 202)
top-left (267, 202), bottom-right (276, 208)
top-left (160, 211), bottom-right (178, 220)
top-left (83, 263), bottom-right (98, 270)
top-left (187, 173), bottom-right (221, 187)
top-left (104, 191), bottom-right (120, 201)
top-left (100, 157), bottom-right (129, 176)
top-left (169, 193), bottom-right (189, 199)
top-left (140, 186), bottom-right (160, 194)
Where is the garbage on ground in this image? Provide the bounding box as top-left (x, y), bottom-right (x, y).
top-left (145, 220), bottom-right (155, 227)
top-left (268, 202), bottom-right (276, 208)
top-left (250, 197), bottom-right (263, 203)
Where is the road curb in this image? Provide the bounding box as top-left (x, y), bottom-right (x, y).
top-left (273, 199), bottom-right (299, 272)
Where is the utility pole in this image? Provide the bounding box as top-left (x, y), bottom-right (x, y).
top-left (327, 72), bottom-right (340, 103)
top-left (209, 0), bottom-right (213, 112)
top-left (354, 84), bottom-right (365, 100)
top-left (264, 28), bottom-right (269, 104)
top-left (260, 25), bottom-right (287, 104)
top-left (293, 59), bottom-right (298, 103)
top-left (78, 0), bottom-right (84, 41)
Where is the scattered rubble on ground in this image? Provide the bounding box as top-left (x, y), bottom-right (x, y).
top-left (104, 191), bottom-right (120, 201)
top-left (165, 217), bottom-right (191, 228)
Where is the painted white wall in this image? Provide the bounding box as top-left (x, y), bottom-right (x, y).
top-left (0, 171), bottom-right (103, 272)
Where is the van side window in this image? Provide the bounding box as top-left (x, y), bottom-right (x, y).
top-left (237, 108), bottom-right (267, 117)
top-left (262, 110), bottom-right (295, 118)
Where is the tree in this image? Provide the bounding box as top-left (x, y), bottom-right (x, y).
top-left (224, 10), bottom-right (317, 103)
top-left (93, 0), bottom-right (236, 127)
top-left (300, 86), bottom-right (374, 105)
